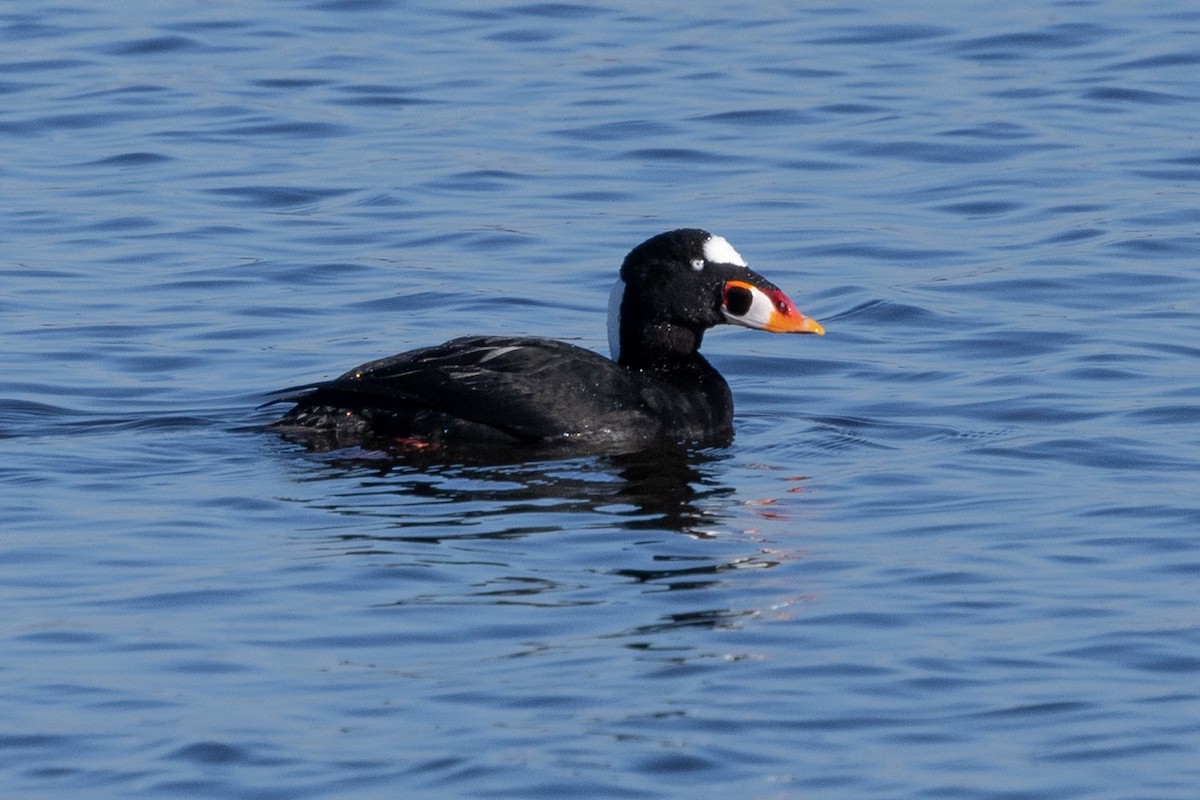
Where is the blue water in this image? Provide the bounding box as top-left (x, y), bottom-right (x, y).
top-left (3, 1), bottom-right (1199, 797)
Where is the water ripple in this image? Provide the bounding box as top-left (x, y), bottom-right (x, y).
top-left (3, 2), bottom-right (1200, 799)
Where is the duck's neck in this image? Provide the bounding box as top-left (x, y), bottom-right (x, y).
top-left (607, 278), bottom-right (714, 371)
top-left (618, 321), bottom-right (707, 371)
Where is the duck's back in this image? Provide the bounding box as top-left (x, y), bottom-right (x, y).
top-left (270, 335), bottom-right (733, 451)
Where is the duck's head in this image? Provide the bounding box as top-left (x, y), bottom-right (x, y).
top-left (608, 228), bottom-right (823, 365)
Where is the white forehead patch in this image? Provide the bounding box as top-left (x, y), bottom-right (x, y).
top-left (703, 235), bottom-right (747, 267)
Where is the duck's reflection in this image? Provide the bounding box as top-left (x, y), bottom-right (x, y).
top-left (278, 441), bottom-right (797, 644)
top-left (287, 442), bottom-right (737, 539)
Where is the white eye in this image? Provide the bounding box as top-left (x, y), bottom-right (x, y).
top-left (690, 258), bottom-right (705, 271)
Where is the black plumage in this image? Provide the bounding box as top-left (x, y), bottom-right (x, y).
top-left (268, 229), bottom-right (822, 454)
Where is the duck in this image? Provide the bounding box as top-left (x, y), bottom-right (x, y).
top-left (269, 228), bottom-right (823, 454)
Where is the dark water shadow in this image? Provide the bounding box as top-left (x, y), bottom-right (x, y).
top-left (275, 441), bottom-right (798, 646)
top-left (279, 441), bottom-right (737, 541)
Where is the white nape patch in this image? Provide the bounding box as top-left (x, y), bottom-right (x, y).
top-left (607, 277), bottom-right (625, 362)
top-left (703, 235), bottom-right (748, 267)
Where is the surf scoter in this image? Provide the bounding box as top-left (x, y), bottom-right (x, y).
top-left (269, 229), bottom-right (823, 453)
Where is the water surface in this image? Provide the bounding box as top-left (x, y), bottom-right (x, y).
top-left (3, 1), bottom-right (1199, 798)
